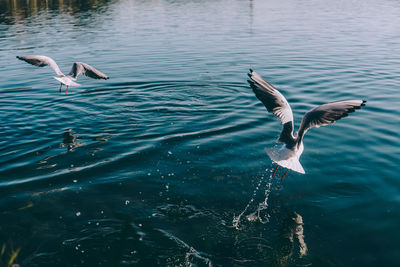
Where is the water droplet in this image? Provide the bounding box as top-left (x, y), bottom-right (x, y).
top-left (125, 200), bottom-right (130, 205)
top-left (76, 212), bottom-right (81, 216)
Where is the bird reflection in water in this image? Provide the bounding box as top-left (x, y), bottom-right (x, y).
top-left (232, 211), bottom-right (309, 265)
top-left (276, 212), bottom-right (308, 265)
top-left (60, 129), bottom-right (84, 151)
top-left (291, 212), bottom-right (307, 258)
top-left (36, 130), bottom-right (85, 169)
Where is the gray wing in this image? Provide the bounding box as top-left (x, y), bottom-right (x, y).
top-left (248, 69), bottom-right (295, 146)
top-left (68, 62), bottom-right (109, 80)
top-left (16, 55), bottom-right (63, 76)
top-left (297, 100), bottom-right (367, 142)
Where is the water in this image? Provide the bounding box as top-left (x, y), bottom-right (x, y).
top-left (1, 0), bottom-right (400, 265)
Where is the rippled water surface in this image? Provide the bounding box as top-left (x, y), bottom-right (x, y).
top-left (1, 0), bottom-right (400, 266)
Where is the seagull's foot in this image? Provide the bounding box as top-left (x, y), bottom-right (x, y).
top-left (59, 83), bottom-right (62, 92)
top-left (281, 169), bottom-right (289, 181)
top-left (272, 165), bottom-right (279, 178)
top-left (65, 86), bottom-right (69, 94)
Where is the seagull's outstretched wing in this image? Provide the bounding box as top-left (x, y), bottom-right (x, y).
top-left (68, 62), bottom-right (109, 80)
top-left (248, 69), bottom-right (295, 146)
top-left (17, 55), bottom-right (63, 76)
top-left (297, 100), bottom-right (366, 142)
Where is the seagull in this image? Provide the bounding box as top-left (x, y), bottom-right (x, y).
top-left (247, 69), bottom-right (366, 180)
top-left (16, 55), bottom-right (109, 93)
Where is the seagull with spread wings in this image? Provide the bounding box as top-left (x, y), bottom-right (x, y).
top-left (17, 55), bottom-right (109, 93)
top-left (248, 69), bottom-right (366, 180)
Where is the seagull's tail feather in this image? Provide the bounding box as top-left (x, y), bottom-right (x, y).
top-left (266, 147), bottom-right (305, 174)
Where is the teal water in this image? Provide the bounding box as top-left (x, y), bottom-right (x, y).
top-left (1, 0), bottom-right (400, 266)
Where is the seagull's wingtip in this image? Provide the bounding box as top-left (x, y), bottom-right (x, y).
top-left (361, 100), bottom-right (367, 106)
top-left (248, 69), bottom-right (255, 79)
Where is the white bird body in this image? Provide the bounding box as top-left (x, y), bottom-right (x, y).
top-left (54, 76), bottom-right (81, 87)
top-left (17, 55), bottom-right (109, 93)
top-left (266, 142), bottom-right (305, 174)
top-left (247, 69), bottom-right (366, 177)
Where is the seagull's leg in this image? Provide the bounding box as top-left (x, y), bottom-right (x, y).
top-left (272, 165), bottom-right (279, 178)
top-left (59, 83), bottom-right (62, 92)
top-left (281, 169), bottom-right (289, 181)
top-left (65, 86), bottom-right (69, 94)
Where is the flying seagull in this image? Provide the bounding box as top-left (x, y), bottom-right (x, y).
top-left (248, 69), bottom-right (366, 180)
top-left (17, 55), bottom-right (109, 93)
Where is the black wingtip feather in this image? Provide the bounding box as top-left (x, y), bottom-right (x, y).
top-left (247, 79), bottom-right (256, 88)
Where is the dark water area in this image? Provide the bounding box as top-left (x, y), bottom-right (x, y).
top-left (1, 0), bottom-right (400, 266)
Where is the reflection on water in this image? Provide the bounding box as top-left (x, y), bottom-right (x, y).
top-left (232, 210), bottom-right (310, 265)
top-left (294, 212), bottom-right (307, 257)
top-left (0, 0), bottom-right (113, 25)
top-left (60, 129), bottom-right (83, 151)
top-left (274, 212), bottom-right (309, 266)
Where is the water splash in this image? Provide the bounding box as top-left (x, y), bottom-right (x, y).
top-left (247, 177), bottom-right (273, 224)
top-left (233, 166), bottom-right (275, 229)
top-left (156, 229), bottom-right (213, 267)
